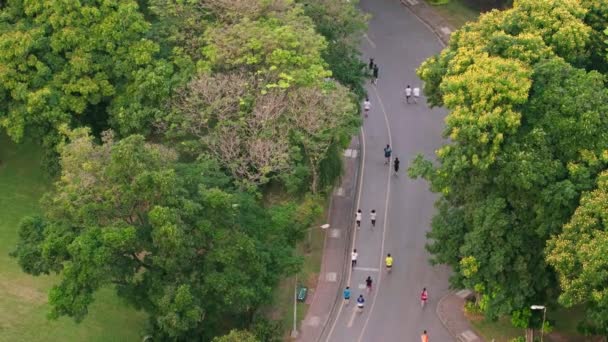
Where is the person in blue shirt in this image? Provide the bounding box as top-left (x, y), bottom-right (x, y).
top-left (357, 294), bottom-right (365, 311)
top-left (343, 286), bottom-right (351, 305)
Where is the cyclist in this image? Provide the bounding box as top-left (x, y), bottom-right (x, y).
top-left (343, 286), bottom-right (351, 305)
top-left (357, 294), bottom-right (365, 312)
top-left (421, 288), bottom-right (428, 308)
top-left (385, 253), bottom-right (393, 273)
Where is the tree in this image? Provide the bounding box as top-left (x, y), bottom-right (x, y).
top-left (202, 2), bottom-right (331, 88)
top-left (546, 170), bottom-right (608, 336)
top-left (412, 0), bottom-right (608, 320)
top-left (11, 128), bottom-right (306, 339)
top-left (297, 0), bottom-right (369, 97)
top-left (0, 0), bottom-right (173, 142)
top-left (213, 329), bottom-right (259, 342)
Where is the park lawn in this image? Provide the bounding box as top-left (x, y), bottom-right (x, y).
top-left (469, 306), bottom-right (591, 342)
top-left (428, 0), bottom-right (480, 28)
top-left (269, 201), bottom-right (327, 339)
top-left (0, 134), bottom-right (147, 341)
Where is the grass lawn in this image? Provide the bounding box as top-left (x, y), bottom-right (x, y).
top-left (469, 306), bottom-right (592, 342)
top-left (269, 203), bottom-right (327, 339)
top-left (427, 0), bottom-right (481, 28)
top-left (0, 133), bottom-right (147, 341)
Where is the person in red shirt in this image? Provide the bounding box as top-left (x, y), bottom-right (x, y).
top-left (420, 288), bottom-right (428, 308)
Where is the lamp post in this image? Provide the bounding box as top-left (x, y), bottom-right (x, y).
top-left (530, 305), bottom-right (547, 342)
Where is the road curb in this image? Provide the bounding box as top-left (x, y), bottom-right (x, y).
top-left (436, 290), bottom-right (485, 342)
top-left (399, 0), bottom-right (453, 47)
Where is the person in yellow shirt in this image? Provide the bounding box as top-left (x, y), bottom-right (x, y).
top-left (385, 253), bottom-right (393, 273)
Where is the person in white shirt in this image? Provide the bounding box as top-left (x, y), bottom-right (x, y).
top-left (356, 209), bottom-right (362, 228)
top-left (404, 85), bottom-right (412, 103)
top-left (352, 249), bottom-right (358, 268)
top-left (370, 209), bottom-right (377, 227)
top-left (363, 98), bottom-right (371, 118)
top-left (413, 87), bottom-right (420, 103)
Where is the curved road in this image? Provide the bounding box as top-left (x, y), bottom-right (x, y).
top-left (325, 0), bottom-right (451, 341)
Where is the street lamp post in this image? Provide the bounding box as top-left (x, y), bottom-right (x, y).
top-left (530, 305), bottom-right (547, 342)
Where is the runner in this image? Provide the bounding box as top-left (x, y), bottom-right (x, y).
top-left (356, 209), bottom-right (362, 228)
top-left (365, 276), bottom-right (373, 293)
top-left (405, 85), bottom-right (412, 103)
top-left (372, 64), bottom-right (379, 85)
top-left (385, 253), bottom-right (393, 273)
top-left (421, 288), bottom-right (428, 308)
top-left (421, 330), bottom-right (429, 342)
top-left (413, 86), bottom-right (420, 103)
top-left (394, 157), bottom-right (400, 175)
top-left (384, 144), bottom-right (392, 164)
top-left (343, 286), bottom-right (351, 305)
top-left (363, 97), bottom-right (371, 118)
top-left (370, 209), bottom-right (377, 228)
top-left (351, 249), bottom-right (358, 268)
top-left (357, 294), bottom-right (365, 312)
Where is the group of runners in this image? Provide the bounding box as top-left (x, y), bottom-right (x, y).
top-left (342, 60), bottom-right (431, 341)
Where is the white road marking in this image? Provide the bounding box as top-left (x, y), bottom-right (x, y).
top-left (364, 33), bottom-right (376, 48)
top-left (347, 307), bottom-right (358, 328)
top-left (353, 267), bottom-right (380, 272)
top-left (357, 84), bottom-right (394, 342)
top-left (329, 229), bottom-right (341, 238)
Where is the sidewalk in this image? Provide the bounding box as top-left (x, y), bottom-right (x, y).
top-left (400, 0), bottom-right (455, 46)
top-left (296, 136), bottom-right (362, 342)
top-left (436, 290), bottom-right (484, 342)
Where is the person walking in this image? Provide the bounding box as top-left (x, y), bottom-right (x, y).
top-left (363, 97), bottom-right (371, 118)
top-left (384, 144), bottom-right (392, 164)
top-left (413, 86), bottom-right (420, 103)
top-left (370, 209), bottom-right (377, 228)
top-left (365, 276), bottom-right (373, 293)
top-left (372, 64), bottom-right (379, 85)
top-left (351, 249), bottom-right (358, 268)
top-left (357, 294), bottom-right (365, 312)
top-left (421, 330), bottom-right (429, 342)
top-left (343, 286), bottom-right (351, 305)
top-left (368, 58), bottom-right (374, 70)
top-left (393, 157), bottom-right (400, 175)
top-left (356, 209), bottom-right (362, 228)
top-left (404, 85), bottom-right (412, 103)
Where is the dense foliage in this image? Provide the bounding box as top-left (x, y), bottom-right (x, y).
top-left (6, 0), bottom-right (367, 340)
top-left (411, 0), bottom-right (608, 332)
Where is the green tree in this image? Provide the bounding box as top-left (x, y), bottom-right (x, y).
top-left (297, 0), bottom-right (369, 97)
top-left (11, 128), bottom-right (304, 339)
top-left (202, 3), bottom-right (330, 88)
top-left (412, 0), bottom-right (608, 320)
top-left (0, 0), bottom-right (173, 141)
top-left (547, 170), bottom-right (608, 336)
top-left (213, 329), bottom-right (259, 342)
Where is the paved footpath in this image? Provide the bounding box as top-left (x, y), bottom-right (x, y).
top-left (298, 1), bottom-right (483, 341)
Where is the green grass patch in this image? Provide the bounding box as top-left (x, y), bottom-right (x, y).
top-left (270, 200), bottom-right (328, 339)
top-left (468, 306), bottom-right (590, 342)
top-left (428, 0), bottom-right (481, 28)
top-left (0, 133), bottom-right (147, 341)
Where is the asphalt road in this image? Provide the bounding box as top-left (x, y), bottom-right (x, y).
top-left (324, 0), bottom-right (452, 341)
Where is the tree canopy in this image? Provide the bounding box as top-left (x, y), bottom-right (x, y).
top-left (11, 128), bottom-right (313, 339)
top-left (411, 0), bottom-right (608, 327)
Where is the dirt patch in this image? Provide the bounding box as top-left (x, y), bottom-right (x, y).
top-left (0, 280), bottom-right (47, 304)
